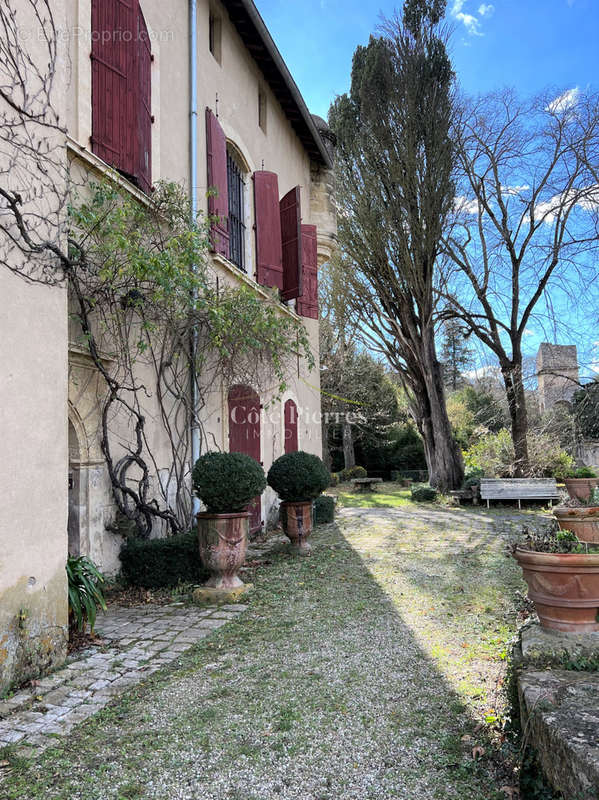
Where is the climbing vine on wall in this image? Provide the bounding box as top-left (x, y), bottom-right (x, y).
top-left (0, 1), bottom-right (313, 536)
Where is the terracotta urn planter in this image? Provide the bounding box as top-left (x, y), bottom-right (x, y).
top-left (514, 547), bottom-right (599, 632)
top-left (553, 506), bottom-right (599, 543)
top-left (564, 477), bottom-right (599, 502)
top-left (196, 511), bottom-right (249, 588)
top-left (280, 501), bottom-right (313, 553)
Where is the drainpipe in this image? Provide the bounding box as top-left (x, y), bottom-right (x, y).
top-left (190, 0), bottom-right (200, 514)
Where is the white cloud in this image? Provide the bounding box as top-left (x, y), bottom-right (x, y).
top-left (451, 0), bottom-right (483, 35)
top-left (454, 195), bottom-right (479, 215)
top-left (524, 328), bottom-right (536, 337)
top-left (478, 3), bottom-right (494, 16)
top-left (546, 87), bottom-right (580, 114)
top-left (535, 183), bottom-right (599, 224)
top-left (501, 184), bottom-right (530, 196)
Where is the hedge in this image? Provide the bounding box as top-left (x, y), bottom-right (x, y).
top-left (120, 532), bottom-right (208, 589)
top-left (314, 495), bottom-right (335, 525)
top-left (410, 485), bottom-right (437, 502)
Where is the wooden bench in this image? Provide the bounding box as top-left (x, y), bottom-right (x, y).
top-left (351, 477), bottom-right (383, 493)
top-left (479, 478), bottom-right (560, 509)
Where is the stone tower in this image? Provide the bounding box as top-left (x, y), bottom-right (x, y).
top-left (536, 343), bottom-right (579, 412)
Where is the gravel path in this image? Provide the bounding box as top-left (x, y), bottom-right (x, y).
top-left (2, 503), bottom-right (548, 799)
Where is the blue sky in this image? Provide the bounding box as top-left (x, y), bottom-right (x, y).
top-left (257, 0), bottom-right (599, 380)
top-left (258, 0), bottom-right (599, 119)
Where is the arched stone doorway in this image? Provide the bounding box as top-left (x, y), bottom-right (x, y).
top-left (228, 384), bottom-right (262, 533)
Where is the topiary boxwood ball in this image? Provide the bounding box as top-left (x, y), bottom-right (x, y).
top-left (267, 451), bottom-right (330, 502)
top-left (193, 452), bottom-right (266, 513)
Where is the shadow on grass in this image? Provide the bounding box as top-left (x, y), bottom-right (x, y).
top-left (2, 522), bottom-right (514, 800)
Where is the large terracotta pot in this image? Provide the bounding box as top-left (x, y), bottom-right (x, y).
top-left (514, 547), bottom-right (599, 632)
top-left (196, 511), bottom-right (249, 588)
top-left (564, 477), bottom-right (599, 502)
top-left (553, 506), bottom-right (599, 543)
top-left (280, 501), bottom-right (313, 553)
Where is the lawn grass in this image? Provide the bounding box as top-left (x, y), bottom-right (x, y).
top-left (0, 503), bottom-right (544, 799)
top-left (330, 480), bottom-right (413, 508)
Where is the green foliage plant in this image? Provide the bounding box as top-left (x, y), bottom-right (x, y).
top-left (410, 485), bottom-right (438, 502)
top-left (341, 465), bottom-right (367, 481)
top-left (267, 451), bottom-right (330, 502)
top-left (463, 428), bottom-right (574, 480)
top-left (314, 495), bottom-right (336, 525)
top-left (66, 179), bottom-right (313, 536)
top-left (120, 532), bottom-right (209, 588)
top-left (192, 452), bottom-right (266, 513)
top-left (566, 466), bottom-right (597, 479)
top-left (66, 555), bottom-right (107, 632)
top-left (513, 523), bottom-right (599, 555)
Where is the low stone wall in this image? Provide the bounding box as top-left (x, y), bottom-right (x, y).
top-left (515, 625), bottom-right (599, 799)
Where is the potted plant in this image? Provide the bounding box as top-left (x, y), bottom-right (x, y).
top-left (512, 524), bottom-right (599, 632)
top-left (193, 452), bottom-right (266, 590)
top-left (267, 451), bottom-right (330, 553)
top-left (553, 487), bottom-right (599, 543)
top-left (563, 466), bottom-right (599, 502)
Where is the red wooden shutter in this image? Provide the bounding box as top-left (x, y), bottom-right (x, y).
top-left (280, 186), bottom-right (302, 301)
top-left (206, 108), bottom-right (230, 258)
top-left (91, 0), bottom-right (135, 174)
top-left (253, 171), bottom-right (283, 289)
top-left (297, 224), bottom-right (318, 319)
top-left (284, 399), bottom-right (299, 453)
top-left (136, 5), bottom-right (152, 194)
top-left (228, 385), bottom-right (262, 532)
top-left (91, 0), bottom-right (152, 193)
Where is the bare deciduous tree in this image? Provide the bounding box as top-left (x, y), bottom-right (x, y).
top-left (442, 88), bottom-right (599, 474)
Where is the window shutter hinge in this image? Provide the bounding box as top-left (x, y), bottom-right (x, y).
top-left (151, 115), bottom-right (155, 123)
top-left (151, 54), bottom-right (155, 62)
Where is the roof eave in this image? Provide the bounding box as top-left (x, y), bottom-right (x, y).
top-left (220, 0), bottom-right (333, 169)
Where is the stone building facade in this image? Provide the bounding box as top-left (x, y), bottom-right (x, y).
top-left (536, 343), bottom-right (579, 413)
top-left (0, 0), bottom-right (336, 693)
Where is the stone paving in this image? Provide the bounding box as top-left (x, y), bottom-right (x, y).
top-left (0, 601), bottom-right (247, 755)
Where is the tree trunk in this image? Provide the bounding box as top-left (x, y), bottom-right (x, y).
top-left (412, 332), bottom-right (464, 491)
top-left (342, 418), bottom-right (356, 469)
top-left (322, 418), bottom-right (332, 471)
top-left (502, 360), bottom-right (529, 476)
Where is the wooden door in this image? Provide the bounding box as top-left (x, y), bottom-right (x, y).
top-left (228, 385), bottom-right (262, 533)
top-left (284, 399), bottom-right (299, 453)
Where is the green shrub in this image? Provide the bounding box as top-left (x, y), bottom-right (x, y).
top-left (463, 428), bottom-right (574, 480)
top-left (341, 465), bottom-right (367, 481)
top-left (329, 472), bottom-right (340, 487)
top-left (120, 532), bottom-right (209, 589)
top-left (390, 470), bottom-right (401, 482)
top-left (462, 467), bottom-right (484, 489)
top-left (314, 495), bottom-right (335, 525)
top-left (267, 451), bottom-right (330, 502)
top-left (192, 451), bottom-right (266, 513)
top-left (566, 466), bottom-right (597, 478)
top-left (66, 555), bottom-right (107, 632)
top-left (411, 485), bottom-right (438, 502)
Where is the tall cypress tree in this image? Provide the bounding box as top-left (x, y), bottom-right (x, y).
top-left (329, 1), bottom-right (464, 489)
